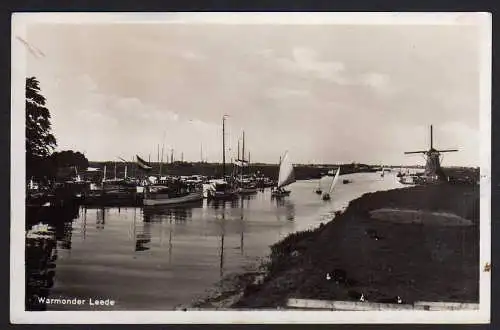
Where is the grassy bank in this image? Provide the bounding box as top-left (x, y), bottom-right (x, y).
top-left (231, 182), bottom-right (479, 308)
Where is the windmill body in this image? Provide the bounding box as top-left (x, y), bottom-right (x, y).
top-left (404, 125), bottom-right (458, 181)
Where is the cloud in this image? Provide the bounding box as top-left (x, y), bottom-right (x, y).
top-left (275, 47), bottom-right (346, 83)
top-left (361, 72), bottom-right (389, 89)
top-left (255, 49), bottom-right (275, 57)
top-left (77, 111), bottom-right (119, 126)
top-left (266, 87), bottom-right (311, 99)
top-left (264, 47), bottom-right (394, 96)
top-left (105, 95), bottom-right (180, 123)
top-left (180, 51), bottom-right (206, 61)
top-left (439, 121), bottom-right (478, 150)
top-left (188, 118), bottom-right (218, 129)
top-left (78, 74), bottom-right (99, 92)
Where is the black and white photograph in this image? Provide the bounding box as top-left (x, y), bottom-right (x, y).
top-left (11, 12), bottom-right (491, 324)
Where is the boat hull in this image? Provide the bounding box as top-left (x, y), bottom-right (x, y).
top-left (82, 190), bottom-right (143, 207)
top-left (143, 191), bottom-right (203, 206)
top-left (271, 190), bottom-right (291, 198)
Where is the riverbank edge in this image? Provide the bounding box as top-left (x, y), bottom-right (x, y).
top-left (180, 183), bottom-right (479, 310)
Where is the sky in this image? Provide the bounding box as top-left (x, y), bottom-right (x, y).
top-left (22, 18), bottom-right (483, 166)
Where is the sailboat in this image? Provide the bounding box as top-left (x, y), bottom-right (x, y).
top-left (315, 177), bottom-right (322, 195)
top-left (235, 131), bottom-right (258, 195)
top-left (322, 167), bottom-right (340, 201)
top-left (271, 152), bottom-right (296, 198)
top-left (207, 115), bottom-right (238, 200)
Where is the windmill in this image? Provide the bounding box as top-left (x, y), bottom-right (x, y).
top-left (404, 125), bottom-right (458, 180)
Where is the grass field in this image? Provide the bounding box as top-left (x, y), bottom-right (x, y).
top-left (233, 182), bottom-right (480, 308)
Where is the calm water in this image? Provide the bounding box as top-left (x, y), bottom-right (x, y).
top-left (48, 172), bottom-right (403, 310)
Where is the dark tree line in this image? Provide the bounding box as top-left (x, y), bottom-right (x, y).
top-left (49, 151), bottom-right (89, 170)
top-left (26, 77), bottom-right (88, 181)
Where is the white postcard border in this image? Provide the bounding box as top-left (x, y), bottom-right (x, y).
top-left (10, 12), bottom-right (491, 324)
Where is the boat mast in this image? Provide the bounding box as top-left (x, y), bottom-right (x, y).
top-left (222, 115), bottom-right (226, 178)
top-left (103, 165), bottom-right (107, 182)
top-left (160, 143), bottom-right (164, 177)
top-left (237, 139), bottom-right (241, 179)
top-left (276, 156), bottom-right (281, 188)
top-left (242, 130), bottom-right (245, 177)
top-left (132, 156), bottom-right (135, 179)
top-left (237, 139), bottom-right (240, 162)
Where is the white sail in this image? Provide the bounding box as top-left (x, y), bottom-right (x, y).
top-left (277, 152), bottom-right (296, 188)
top-left (328, 167), bottom-right (341, 194)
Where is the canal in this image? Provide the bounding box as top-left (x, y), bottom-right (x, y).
top-left (45, 172), bottom-right (404, 310)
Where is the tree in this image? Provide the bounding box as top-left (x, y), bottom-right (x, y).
top-left (50, 150), bottom-right (89, 171)
top-left (26, 77), bottom-right (57, 179)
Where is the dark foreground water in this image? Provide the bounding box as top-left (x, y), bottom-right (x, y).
top-left (46, 173), bottom-right (403, 310)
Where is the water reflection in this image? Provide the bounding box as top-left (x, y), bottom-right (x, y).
top-left (25, 237), bottom-right (57, 310)
top-left (81, 207), bottom-right (87, 240)
top-left (133, 208), bottom-right (151, 252)
top-left (168, 219), bottom-right (173, 264)
top-left (25, 203), bottom-right (78, 310)
top-left (240, 201), bottom-right (245, 255)
top-left (216, 202), bottom-right (226, 278)
top-left (274, 198), bottom-right (296, 221)
top-left (142, 202), bottom-right (199, 223)
top-left (96, 207), bottom-right (106, 230)
top-left (208, 195), bottom-right (255, 211)
top-left (57, 221), bottom-right (73, 250)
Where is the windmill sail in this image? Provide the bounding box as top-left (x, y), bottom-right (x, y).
top-left (328, 167), bottom-right (341, 194)
top-left (277, 152), bottom-right (296, 188)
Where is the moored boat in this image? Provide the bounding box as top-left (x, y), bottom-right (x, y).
top-left (26, 223), bottom-right (56, 240)
top-left (207, 115), bottom-right (239, 201)
top-left (143, 179), bottom-right (203, 206)
top-left (235, 177), bottom-right (258, 195)
top-left (81, 162), bottom-right (143, 206)
top-left (82, 178), bottom-right (143, 206)
top-left (233, 131), bottom-right (259, 196)
top-left (207, 180), bottom-right (238, 200)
